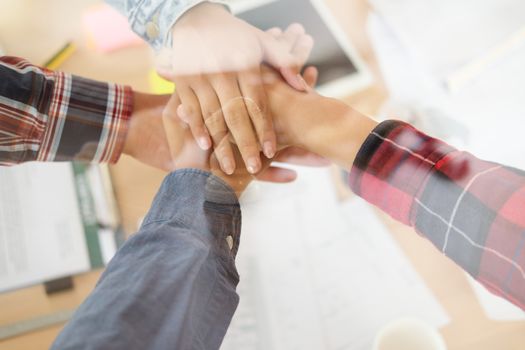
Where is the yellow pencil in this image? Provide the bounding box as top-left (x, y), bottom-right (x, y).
top-left (44, 42), bottom-right (76, 69)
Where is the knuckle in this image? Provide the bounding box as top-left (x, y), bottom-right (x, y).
top-left (245, 92), bottom-right (261, 108)
top-left (204, 101), bottom-right (223, 119)
top-left (216, 133), bottom-right (232, 151)
top-left (202, 108), bottom-right (216, 122)
top-left (161, 107), bottom-right (174, 121)
top-left (211, 73), bottom-right (234, 88)
top-left (203, 114), bottom-right (216, 129)
top-left (204, 111), bottom-right (225, 130)
top-left (188, 113), bottom-right (204, 127)
top-left (248, 98), bottom-right (266, 119)
top-left (237, 136), bottom-right (257, 150)
top-left (193, 74), bottom-right (207, 86)
top-left (225, 111), bottom-right (247, 128)
top-left (183, 104), bottom-right (196, 118)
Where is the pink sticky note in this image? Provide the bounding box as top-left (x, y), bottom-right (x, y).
top-left (83, 4), bottom-right (145, 53)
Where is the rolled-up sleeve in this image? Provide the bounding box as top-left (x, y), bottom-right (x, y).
top-left (0, 56), bottom-right (132, 165)
top-left (350, 120), bottom-right (525, 311)
top-left (51, 169), bottom-right (242, 350)
top-left (105, 0), bottom-right (231, 50)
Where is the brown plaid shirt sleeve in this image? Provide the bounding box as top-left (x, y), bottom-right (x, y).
top-left (0, 56), bottom-right (132, 165)
top-left (350, 120), bottom-right (525, 311)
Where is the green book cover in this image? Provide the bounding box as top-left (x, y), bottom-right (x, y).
top-left (71, 163), bottom-right (104, 269)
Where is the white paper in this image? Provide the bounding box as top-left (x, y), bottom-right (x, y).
top-left (222, 168), bottom-right (449, 350)
top-left (467, 275), bottom-right (525, 321)
top-left (446, 43), bottom-right (525, 169)
top-left (369, 0), bottom-right (525, 82)
top-left (98, 228), bottom-right (118, 266)
top-left (0, 163), bottom-right (90, 292)
top-left (86, 165), bottom-right (119, 229)
top-left (368, 12), bottom-right (525, 170)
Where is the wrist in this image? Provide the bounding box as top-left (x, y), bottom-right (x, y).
top-left (123, 91), bottom-right (170, 157)
top-left (211, 171), bottom-right (251, 198)
top-left (122, 91), bottom-right (140, 157)
top-left (288, 96), bottom-right (378, 169)
top-left (175, 1), bottom-right (228, 28)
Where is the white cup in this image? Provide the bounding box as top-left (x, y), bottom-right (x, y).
top-left (373, 318), bottom-right (447, 350)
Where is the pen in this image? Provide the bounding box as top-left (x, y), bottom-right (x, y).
top-left (44, 42), bottom-right (76, 69)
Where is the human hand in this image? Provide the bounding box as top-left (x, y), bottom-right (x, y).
top-left (159, 2), bottom-right (314, 176)
top-left (123, 91), bottom-right (215, 172)
top-left (122, 92), bottom-right (175, 171)
top-left (261, 66), bottom-right (377, 168)
top-left (208, 146), bottom-right (328, 196)
top-left (162, 93), bottom-right (328, 196)
top-left (122, 88), bottom-right (328, 183)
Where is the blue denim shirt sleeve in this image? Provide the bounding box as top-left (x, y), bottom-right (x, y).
top-left (51, 169), bottom-right (241, 350)
top-left (105, 0), bottom-right (231, 50)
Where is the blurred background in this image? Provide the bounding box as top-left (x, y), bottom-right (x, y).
top-left (0, 0), bottom-right (524, 349)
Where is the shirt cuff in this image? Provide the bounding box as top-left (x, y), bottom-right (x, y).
top-left (349, 120), bottom-right (455, 226)
top-left (127, 0), bottom-right (231, 51)
top-left (38, 72), bottom-right (133, 163)
top-left (142, 169), bottom-right (242, 260)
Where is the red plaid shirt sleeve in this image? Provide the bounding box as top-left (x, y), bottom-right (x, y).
top-left (350, 120), bottom-right (525, 311)
top-left (0, 56), bottom-right (132, 165)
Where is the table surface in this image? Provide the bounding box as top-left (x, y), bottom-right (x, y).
top-left (0, 1), bottom-right (524, 349)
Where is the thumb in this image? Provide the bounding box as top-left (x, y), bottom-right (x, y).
top-left (257, 30), bottom-right (306, 91)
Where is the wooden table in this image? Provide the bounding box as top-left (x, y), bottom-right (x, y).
top-left (0, 1), bottom-right (523, 349)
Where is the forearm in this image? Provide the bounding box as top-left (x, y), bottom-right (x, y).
top-left (52, 169), bottom-right (241, 350)
top-left (296, 96), bottom-right (377, 169)
top-left (290, 94), bottom-right (525, 310)
top-left (0, 56), bottom-right (132, 165)
top-left (348, 120), bottom-right (525, 311)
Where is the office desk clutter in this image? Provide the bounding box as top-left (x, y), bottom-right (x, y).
top-left (1, 0), bottom-right (525, 349)
top-left (0, 163), bottom-right (122, 339)
top-left (0, 163), bottom-right (120, 294)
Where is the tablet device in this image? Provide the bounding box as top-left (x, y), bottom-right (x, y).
top-left (232, 0), bottom-right (373, 97)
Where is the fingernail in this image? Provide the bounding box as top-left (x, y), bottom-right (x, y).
top-left (287, 173), bottom-right (298, 182)
top-left (177, 105), bottom-right (188, 121)
top-left (222, 157), bottom-right (234, 175)
top-left (247, 157), bottom-right (260, 174)
top-left (296, 74), bottom-right (310, 91)
top-left (197, 136), bottom-right (211, 150)
top-left (263, 141), bottom-right (275, 158)
top-left (177, 104), bottom-right (185, 116)
top-left (283, 67), bottom-right (308, 91)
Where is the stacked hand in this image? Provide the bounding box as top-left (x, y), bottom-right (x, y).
top-left (124, 62), bottom-right (374, 192)
top-left (160, 67), bottom-right (328, 196)
top-left (158, 2), bottom-right (314, 175)
top-left (121, 14), bottom-right (374, 197)
top-left (123, 19), bottom-right (330, 195)
top-left (122, 70), bottom-right (327, 195)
